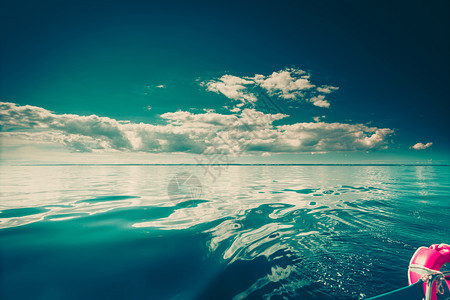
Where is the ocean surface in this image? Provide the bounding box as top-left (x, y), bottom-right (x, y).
top-left (0, 165), bottom-right (449, 299)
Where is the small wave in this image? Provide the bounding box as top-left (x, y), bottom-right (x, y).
top-left (283, 188), bottom-right (318, 194)
top-left (45, 213), bottom-right (89, 221)
top-left (76, 195), bottom-right (140, 204)
top-left (0, 207), bottom-right (50, 218)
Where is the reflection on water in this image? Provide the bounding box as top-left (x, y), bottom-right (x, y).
top-left (0, 165), bottom-right (449, 299)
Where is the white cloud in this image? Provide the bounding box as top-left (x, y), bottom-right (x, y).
top-left (317, 85), bottom-right (339, 94)
top-left (0, 101), bottom-right (393, 154)
top-left (204, 75), bottom-right (257, 103)
top-left (202, 68), bottom-right (338, 110)
top-left (309, 95), bottom-right (330, 108)
top-left (252, 68), bottom-right (314, 99)
top-left (242, 123), bottom-right (393, 153)
top-left (313, 115), bottom-right (326, 122)
top-left (160, 110), bottom-right (238, 127)
top-left (411, 142), bottom-right (433, 150)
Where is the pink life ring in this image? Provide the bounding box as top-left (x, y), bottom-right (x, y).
top-left (408, 244), bottom-right (450, 300)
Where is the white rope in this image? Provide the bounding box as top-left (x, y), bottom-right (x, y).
top-left (409, 264), bottom-right (450, 277)
top-left (436, 278), bottom-right (445, 295)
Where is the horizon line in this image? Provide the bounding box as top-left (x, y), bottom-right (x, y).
top-left (1, 163), bottom-right (449, 167)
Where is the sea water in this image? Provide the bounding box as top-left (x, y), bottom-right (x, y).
top-left (0, 165), bottom-right (449, 299)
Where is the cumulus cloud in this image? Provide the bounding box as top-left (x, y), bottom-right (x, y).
top-left (411, 142), bottom-right (433, 150)
top-left (313, 116), bottom-right (326, 122)
top-left (204, 75), bottom-right (257, 103)
top-left (160, 110), bottom-right (238, 127)
top-left (252, 68), bottom-right (314, 99)
top-left (309, 95), bottom-right (330, 108)
top-left (0, 102), bottom-right (393, 154)
top-left (317, 85), bottom-right (339, 94)
top-left (202, 68), bottom-right (338, 109)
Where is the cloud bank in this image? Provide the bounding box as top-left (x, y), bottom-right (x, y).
top-left (0, 102), bottom-right (393, 154)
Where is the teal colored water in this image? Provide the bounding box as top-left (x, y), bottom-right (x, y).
top-left (0, 165), bottom-right (449, 299)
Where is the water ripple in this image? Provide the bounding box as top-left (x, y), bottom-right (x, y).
top-left (0, 165), bottom-right (448, 299)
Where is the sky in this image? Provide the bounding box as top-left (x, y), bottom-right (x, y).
top-left (1, 0), bottom-right (449, 164)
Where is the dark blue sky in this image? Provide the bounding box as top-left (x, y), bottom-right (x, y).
top-left (1, 0), bottom-right (449, 163)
